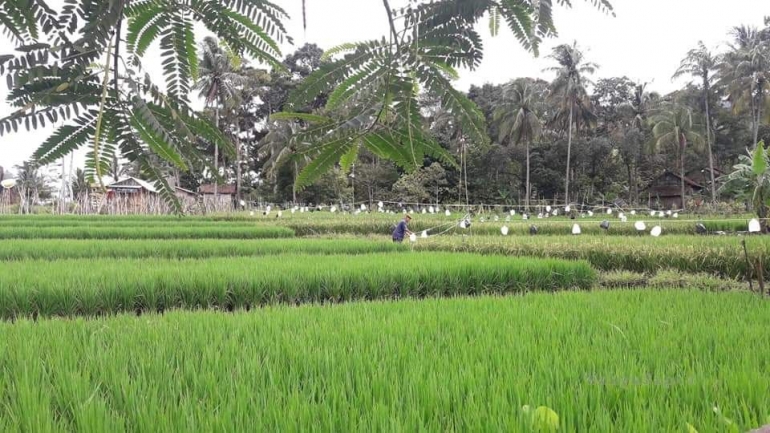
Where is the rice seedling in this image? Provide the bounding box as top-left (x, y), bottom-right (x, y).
top-left (0, 239), bottom-right (407, 261)
top-left (0, 290), bottom-right (767, 431)
top-left (417, 235), bottom-right (770, 278)
top-left (0, 219), bottom-right (269, 228)
top-left (0, 214), bottom-right (753, 238)
top-left (0, 253), bottom-right (594, 319)
top-left (599, 271), bottom-right (747, 291)
top-left (0, 226), bottom-right (295, 240)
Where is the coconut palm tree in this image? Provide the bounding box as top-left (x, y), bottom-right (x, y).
top-left (546, 42), bottom-right (598, 204)
top-left (651, 105), bottom-right (704, 210)
top-left (674, 42), bottom-right (720, 203)
top-left (14, 161), bottom-right (49, 214)
top-left (193, 36), bottom-right (245, 200)
top-left (259, 120), bottom-right (309, 203)
top-left (493, 79), bottom-right (546, 211)
top-left (719, 24), bottom-right (770, 147)
top-left (71, 168), bottom-right (92, 198)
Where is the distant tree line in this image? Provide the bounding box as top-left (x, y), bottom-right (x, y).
top-left (173, 17), bottom-right (768, 209)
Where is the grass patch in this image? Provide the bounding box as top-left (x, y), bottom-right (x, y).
top-left (599, 271), bottom-right (747, 291)
top-left (0, 226), bottom-right (295, 240)
top-left (0, 253), bottom-right (594, 319)
top-left (0, 291), bottom-right (767, 431)
top-left (0, 238), bottom-right (406, 261)
top-left (417, 235), bottom-right (770, 278)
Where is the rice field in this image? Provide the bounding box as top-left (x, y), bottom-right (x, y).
top-left (0, 238), bottom-right (409, 260)
top-left (0, 212), bottom-right (756, 237)
top-left (0, 214), bottom-right (766, 431)
top-left (0, 253), bottom-right (594, 319)
top-left (1, 291), bottom-right (768, 431)
top-left (418, 234), bottom-right (769, 278)
top-left (0, 225), bottom-right (295, 239)
top-left (285, 217), bottom-right (754, 237)
top-left (0, 235), bottom-right (764, 281)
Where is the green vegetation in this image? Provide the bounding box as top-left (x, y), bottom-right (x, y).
top-left (418, 235), bottom-right (767, 278)
top-left (599, 270), bottom-right (747, 291)
top-left (0, 226), bottom-right (295, 240)
top-left (0, 253), bottom-right (594, 319)
top-left (1, 291), bottom-right (767, 431)
top-left (1, 0), bottom-right (767, 427)
top-left (2, 234), bottom-right (764, 283)
top-left (0, 239), bottom-right (406, 261)
top-left (284, 216), bottom-right (753, 237)
top-left (0, 214), bottom-right (756, 238)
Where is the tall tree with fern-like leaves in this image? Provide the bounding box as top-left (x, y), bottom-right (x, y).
top-left (651, 105), bottom-right (704, 211)
top-left (275, 0), bottom-right (614, 191)
top-left (546, 42), bottom-right (598, 204)
top-left (194, 36), bottom-right (246, 201)
top-left (493, 78), bottom-right (547, 211)
top-left (674, 41), bottom-right (720, 203)
top-left (0, 0), bottom-right (290, 212)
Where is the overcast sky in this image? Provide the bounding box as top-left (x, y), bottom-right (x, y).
top-left (1, 0), bottom-right (767, 175)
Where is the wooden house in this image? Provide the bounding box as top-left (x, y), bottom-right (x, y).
top-left (642, 170), bottom-right (704, 210)
top-left (106, 177), bottom-right (159, 197)
top-left (103, 177), bottom-right (160, 213)
top-left (199, 183), bottom-right (236, 210)
top-left (174, 186), bottom-right (199, 212)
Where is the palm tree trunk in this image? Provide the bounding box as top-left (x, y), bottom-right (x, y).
top-left (60, 156), bottom-right (66, 214)
top-left (680, 137), bottom-right (687, 211)
top-left (756, 82), bottom-right (764, 145)
top-left (214, 106), bottom-right (219, 203)
top-left (704, 82), bottom-right (716, 203)
top-left (752, 83), bottom-right (763, 146)
top-left (235, 134), bottom-right (242, 204)
top-left (565, 103), bottom-right (574, 205)
top-left (525, 141), bottom-right (531, 211)
top-left (293, 161), bottom-right (298, 204)
top-left (458, 142), bottom-right (463, 203)
top-left (463, 141), bottom-right (469, 206)
top-left (626, 163), bottom-right (634, 204)
top-left (351, 163), bottom-right (357, 206)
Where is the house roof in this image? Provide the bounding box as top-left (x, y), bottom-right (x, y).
top-left (199, 183), bottom-right (237, 195)
top-left (686, 167), bottom-right (726, 177)
top-left (641, 170), bottom-right (704, 193)
top-left (175, 186), bottom-right (197, 195)
top-left (106, 177), bottom-right (158, 193)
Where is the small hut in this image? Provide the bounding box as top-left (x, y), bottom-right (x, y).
top-left (174, 186), bottom-right (199, 212)
top-left (199, 183), bottom-right (236, 210)
top-left (106, 177), bottom-right (159, 197)
top-left (642, 170), bottom-right (704, 210)
top-left (104, 177), bottom-right (161, 213)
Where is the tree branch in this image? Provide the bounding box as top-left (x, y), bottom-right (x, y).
top-left (382, 0), bottom-right (401, 51)
top-left (113, 0), bottom-right (130, 97)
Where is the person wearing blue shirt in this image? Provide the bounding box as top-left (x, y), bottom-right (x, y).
top-left (392, 214), bottom-right (412, 242)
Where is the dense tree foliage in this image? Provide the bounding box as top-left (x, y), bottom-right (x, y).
top-left (231, 16), bottom-right (768, 209)
top-left (1, 2), bottom-right (769, 211)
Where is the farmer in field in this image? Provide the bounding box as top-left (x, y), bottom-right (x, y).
top-left (392, 214), bottom-right (413, 243)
